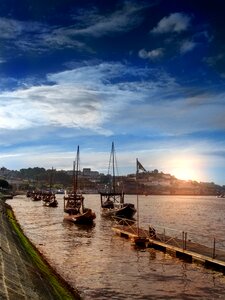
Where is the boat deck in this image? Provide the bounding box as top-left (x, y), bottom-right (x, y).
top-left (112, 223), bottom-right (225, 273)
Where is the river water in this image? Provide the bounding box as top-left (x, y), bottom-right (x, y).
top-left (7, 195), bottom-right (225, 299)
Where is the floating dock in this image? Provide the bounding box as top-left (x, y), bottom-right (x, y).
top-left (112, 222), bottom-right (225, 273)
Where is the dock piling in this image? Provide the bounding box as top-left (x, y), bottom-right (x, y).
top-left (112, 219), bottom-right (225, 273)
top-left (213, 238), bottom-right (216, 259)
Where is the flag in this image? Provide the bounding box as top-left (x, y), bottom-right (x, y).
top-left (137, 159), bottom-right (147, 173)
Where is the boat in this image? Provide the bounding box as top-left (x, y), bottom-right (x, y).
top-left (26, 190), bottom-right (32, 197)
top-left (30, 191), bottom-right (42, 201)
top-left (42, 167), bottom-right (58, 207)
top-left (217, 193), bottom-right (225, 198)
top-left (56, 189), bottom-right (65, 194)
top-left (64, 146), bottom-right (96, 224)
top-left (100, 142), bottom-right (136, 219)
top-left (42, 191), bottom-right (58, 207)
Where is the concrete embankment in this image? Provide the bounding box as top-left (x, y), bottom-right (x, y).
top-left (0, 196), bottom-right (81, 300)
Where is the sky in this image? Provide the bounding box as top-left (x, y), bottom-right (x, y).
top-left (0, 0), bottom-right (225, 185)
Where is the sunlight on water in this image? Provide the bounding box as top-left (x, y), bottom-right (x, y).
top-left (8, 194), bottom-right (225, 299)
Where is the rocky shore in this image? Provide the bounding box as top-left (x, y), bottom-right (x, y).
top-left (0, 195), bottom-right (81, 299)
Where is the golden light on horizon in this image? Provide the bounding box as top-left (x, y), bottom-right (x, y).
top-left (169, 156), bottom-right (203, 181)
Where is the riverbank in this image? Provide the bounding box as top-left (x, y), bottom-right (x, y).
top-left (0, 195), bottom-right (81, 299)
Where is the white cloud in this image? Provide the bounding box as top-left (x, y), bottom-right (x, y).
top-left (0, 2), bottom-right (148, 54)
top-left (0, 17), bottom-right (86, 53)
top-left (0, 63), bottom-right (147, 135)
top-left (151, 12), bottom-right (191, 34)
top-left (0, 62), bottom-right (225, 184)
top-left (205, 53), bottom-right (224, 67)
top-left (1, 62), bottom-right (224, 140)
top-left (180, 40), bottom-right (197, 54)
top-left (0, 85), bottom-right (108, 134)
top-left (138, 48), bottom-right (164, 60)
top-left (70, 2), bottom-right (147, 37)
top-left (0, 17), bottom-right (47, 39)
top-left (0, 18), bottom-right (24, 38)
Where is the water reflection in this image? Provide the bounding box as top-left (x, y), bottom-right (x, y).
top-left (7, 194), bottom-right (225, 299)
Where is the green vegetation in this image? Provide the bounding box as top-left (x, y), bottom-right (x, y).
top-left (6, 207), bottom-right (81, 300)
top-left (1, 166), bottom-right (225, 195)
top-left (0, 179), bottom-right (12, 191)
top-left (19, 167), bottom-right (72, 190)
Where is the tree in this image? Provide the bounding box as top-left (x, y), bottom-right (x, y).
top-left (0, 179), bottom-right (11, 190)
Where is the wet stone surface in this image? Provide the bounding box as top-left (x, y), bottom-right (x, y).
top-left (0, 199), bottom-right (77, 300)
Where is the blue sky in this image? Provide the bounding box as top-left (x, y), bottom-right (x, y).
top-left (0, 0), bottom-right (225, 184)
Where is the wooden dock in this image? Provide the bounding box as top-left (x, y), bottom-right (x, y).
top-left (112, 223), bottom-right (225, 273)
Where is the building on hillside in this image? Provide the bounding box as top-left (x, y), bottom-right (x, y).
top-left (82, 168), bottom-right (99, 180)
top-left (0, 167), bottom-right (10, 177)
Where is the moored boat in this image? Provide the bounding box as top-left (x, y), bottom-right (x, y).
top-left (100, 142), bottom-right (136, 219)
top-left (30, 191), bottom-right (42, 201)
top-left (26, 190), bottom-right (32, 197)
top-left (42, 168), bottom-right (58, 207)
top-left (64, 146), bottom-right (96, 224)
top-left (42, 192), bottom-right (58, 207)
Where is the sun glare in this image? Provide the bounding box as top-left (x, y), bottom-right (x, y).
top-left (173, 168), bottom-right (198, 181)
top-left (170, 156), bottom-right (202, 182)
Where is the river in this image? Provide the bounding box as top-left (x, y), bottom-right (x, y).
top-left (7, 194), bottom-right (225, 299)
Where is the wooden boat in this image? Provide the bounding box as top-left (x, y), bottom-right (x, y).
top-left (42, 168), bottom-right (58, 207)
top-left (30, 191), bottom-right (42, 201)
top-left (42, 192), bottom-right (58, 207)
top-left (217, 193), bottom-right (225, 198)
top-left (26, 191), bottom-right (32, 197)
top-left (100, 142), bottom-right (136, 219)
top-left (64, 146), bottom-right (96, 224)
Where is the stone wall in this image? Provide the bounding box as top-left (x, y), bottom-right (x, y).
top-left (0, 197), bottom-right (81, 300)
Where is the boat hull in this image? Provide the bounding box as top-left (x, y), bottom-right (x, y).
top-left (64, 208), bottom-right (96, 224)
top-left (101, 203), bottom-right (136, 219)
top-left (43, 200), bottom-right (58, 207)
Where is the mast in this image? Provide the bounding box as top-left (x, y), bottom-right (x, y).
top-left (73, 160), bottom-right (76, 194)
top-left (108, 142), bottom-right (116, 194)
top-left (75, 145), bottom-right (79, 194)
top-left (74, 145), bottom-right (80, 194)
top-left (49, 166), bottom-right (54, 192)
top-left (112, 142), bottom-right (116, 194)
top-left (136, 158), bottom-right (140, 237)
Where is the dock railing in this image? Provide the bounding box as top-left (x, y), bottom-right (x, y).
top-left (112, 216), bottom-right (150, 238)
top-left (112, 218), bottom-right (225, 261)
top-left (151, 224), bottom-right (225, 260)
top-left (150, 225), bottom-right (185, 249)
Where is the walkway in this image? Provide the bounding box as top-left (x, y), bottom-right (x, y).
top-left (112, 218), bottom-right (225, 273)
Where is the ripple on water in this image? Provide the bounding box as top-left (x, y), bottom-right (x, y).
top-left (7, 194), bottom-right (225, 299)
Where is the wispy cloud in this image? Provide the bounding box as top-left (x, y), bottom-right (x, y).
top-left (0, 2), bottom-right (148, 55)
top-left (151, 12), bottom-right (191, 34)
top-left (138, 48), bottom-right (164, 60)
top-left (0, 63), bottom-right (149, 136)
top-left (1, 62), bottom-right (224, 140)
top-left (0, 17), bottom-right (68, 53)
top-left (0, 61), bottom-right (225, 181)
top-left (204, 53), bottom-right (224, 67)
top-left (180, 39), bottom-right (197, 54)
top-left (0, 17), bottom-right (48, 42)
top-left (70, 2), bottom-right (148, 37)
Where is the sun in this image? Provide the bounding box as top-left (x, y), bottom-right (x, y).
top-left (169, 156), bottom-right (202, 181)
top-left (173, 167), bottom-right (198, 181)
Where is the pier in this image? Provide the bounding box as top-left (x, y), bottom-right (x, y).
top-left (112, 218), bottom-right (225, 273)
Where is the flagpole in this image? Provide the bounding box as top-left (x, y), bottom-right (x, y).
top-left (136, 158), bottom-right (139, 237)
